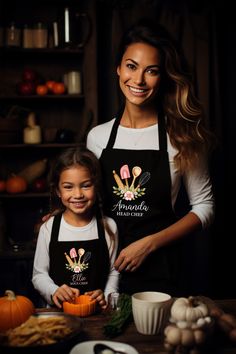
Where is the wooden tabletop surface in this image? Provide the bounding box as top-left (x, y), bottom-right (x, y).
top-left (38, 298), bottom-right (236, 354)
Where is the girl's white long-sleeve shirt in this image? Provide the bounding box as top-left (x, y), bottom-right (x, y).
top-left (87, 119), bottom-right (215, 229)
top-left (32, 214), bottom-right (119, 305)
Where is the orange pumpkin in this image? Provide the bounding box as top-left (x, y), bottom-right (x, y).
top-left (5, 175), bottom-right (27, 194)
top-left (0, 290), bottom-right (35, 332)
top-left (36, 84), bottom-right (48, 96)
top-left (52, 82), bottom-right (66, 95)
top-left (63, 294), bottom-right (96, 317)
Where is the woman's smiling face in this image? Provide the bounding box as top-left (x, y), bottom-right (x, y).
top-left (117, 42), bottom-right (161, 106)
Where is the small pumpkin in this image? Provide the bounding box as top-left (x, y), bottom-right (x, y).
top-left (171, 296), bottom-right (209, 323)
top-left (63, 294), bottom-right (96, 317)
top-left (0, 290), bottom-right (35, 332)
top-left (5, 175), bottom-right (27, 194)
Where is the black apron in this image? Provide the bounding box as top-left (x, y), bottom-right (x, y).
top-left (49, 213), bottom-right (110, 293)
top-left (99, 114), bottom-right (181, 296)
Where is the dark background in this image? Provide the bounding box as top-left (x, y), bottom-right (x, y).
top-left (94, 0), bottom-right (236, 299)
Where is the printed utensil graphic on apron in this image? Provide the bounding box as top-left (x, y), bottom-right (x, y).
top-left (64, 252), bottom-right (74, 267)
top-left (83, 251), bottom-right (91, 263)
top-left (130, 166), bottom-right (142, 188)
top-left (78, 248), bottom-right (85, 265)
top-left (113, 170), bottom-right (125, 189)
top-left (70, 247), bottom-right (77, 264)
top-left (120, 164), bottom-right (130, 187)
top-left (134, 172), bottom-right (151, 191)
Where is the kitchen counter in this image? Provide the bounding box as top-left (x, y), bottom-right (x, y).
top-left (38, 298), bottom-right (236, 354)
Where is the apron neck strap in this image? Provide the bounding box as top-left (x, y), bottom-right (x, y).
top-left (158, 111), bottom-right (167, 151)
top-left (106, 113), bottom-right (122, 148)
top-left (106, 108), bottom-right (167, 151)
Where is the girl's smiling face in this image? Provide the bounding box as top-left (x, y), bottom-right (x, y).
top-left (57, 165), bottom-right (96, 220)
top-left (117, 42), bottom-right (161, 106)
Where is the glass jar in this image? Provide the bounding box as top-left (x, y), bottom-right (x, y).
top-left (33, 22), bottom-right (48, 48)
top-left (23, 24), bottom-right (34, 48)
top-left (67, 71), bottom-right (82, 94)
top-left (108, 292), bottom-right (120, 312)
top-left (5, 22), bottom-right (21, 47)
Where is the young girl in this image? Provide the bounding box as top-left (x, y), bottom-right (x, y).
top-left (32, 145), bottom-right (119, 308)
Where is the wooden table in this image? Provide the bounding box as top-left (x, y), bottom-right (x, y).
top-left (39, 299), bottom-right (236, 354)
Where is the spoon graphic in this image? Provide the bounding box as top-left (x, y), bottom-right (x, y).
top-left (78, 248), bottom-right (85, 265)
top-left (130, 166), bottom-right (142, 188)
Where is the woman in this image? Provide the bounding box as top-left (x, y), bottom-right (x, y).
top-left (86, 20), bottom-right (215, 296)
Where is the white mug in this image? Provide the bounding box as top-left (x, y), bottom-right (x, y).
top-left (132, 291), bottom-right (172, 335)
top-left (67, 71), bottom-right (82, 94)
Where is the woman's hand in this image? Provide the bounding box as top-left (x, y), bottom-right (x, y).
top-left (85, 289), bottom-right (107, 309)
top-left (114, 236), bottom-right (153, 272)
top-left (52, 284), bottom-right (79, 308)
top-left (42, 213), bottom-right (51, 223)
top-left (42, 209), bottom-right (61, 222)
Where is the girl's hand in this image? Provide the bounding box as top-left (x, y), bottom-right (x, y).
top-left (85, 289), bottom-right (107, 309)
top-left (52, 284), bottom-right (79, 308)
top-left (114, 236), bottom-right (152, 272)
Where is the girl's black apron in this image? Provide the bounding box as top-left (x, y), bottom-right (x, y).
top-left (49, 213), bottom-right (110, 293)
top-left (99, 114), bottom-right (181, 296)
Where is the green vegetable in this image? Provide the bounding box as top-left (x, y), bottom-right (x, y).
top-left (103, 293), bottom-right (132, 337)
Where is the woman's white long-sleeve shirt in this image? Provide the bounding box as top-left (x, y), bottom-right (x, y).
top-left (87, 119), bottom-right (215, 228)
top-left (32, 214), bottom-right (119, 305)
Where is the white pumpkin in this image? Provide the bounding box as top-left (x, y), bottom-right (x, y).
top-left (171, 296), bottom-right (209, 323)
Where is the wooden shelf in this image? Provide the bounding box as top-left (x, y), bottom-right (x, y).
top-left (0, 94), bottom-right (84, 100)
top-left (0, 192), bottom-right (50, 198)
top-left (0, 47), bottom-right (84, 54)
top-left (0, 143), bottom-right (77, 149)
